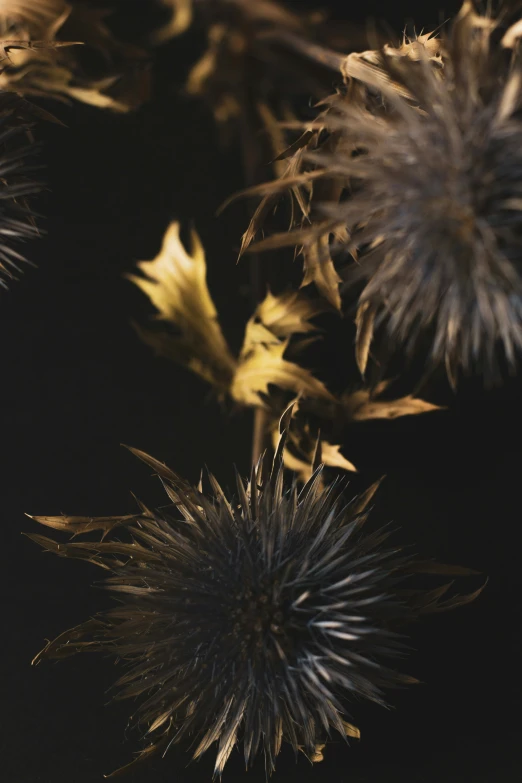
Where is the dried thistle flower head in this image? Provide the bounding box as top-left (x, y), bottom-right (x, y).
top-left (249, 2), bottom-right (522, 385)
top-left (0, 98), bottom-right (42, 286)
top-left (29, 431), bottom-right (480, 777)
top-left (318, 1), bottom-right (522, 385)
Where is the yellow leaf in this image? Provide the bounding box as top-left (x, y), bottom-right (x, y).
top-left (232, 318), bottom-right (333, 408)
top-left (271, 413), bottom-right (356, 483)
top-left (320, 442), bottom-right (357, 472)
top-left (0, 1), bottom-right (150, 111)
top-left (28, 68), bottom-right (131, 111)
top-left (131, 229), bottom-right (331, 410)
top-left (129, 223), bottom-right (237, 393)
top-left (311, 743), bottom-right (325, 763)
top-left (502, 19), bottom-right (522, 48)
top-left (152, 0), bottom-right (193, 44)
top-left (343, 382), bottom-right (442, 421)
top-left (256, 289), bottom-right (323, 338)
top-left (343, 721), bottom-right (361, 739)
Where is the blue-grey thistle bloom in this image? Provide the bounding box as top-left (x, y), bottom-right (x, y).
top-left (29, 433), bottom-right (479, 777)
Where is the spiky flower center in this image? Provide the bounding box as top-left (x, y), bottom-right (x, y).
top-left (231, 587), bottom-right (285, 650)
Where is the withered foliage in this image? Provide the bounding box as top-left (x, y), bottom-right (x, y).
top-left (130, 222), bottom-right (441, 476)
top-left (153, 0), bottom-right (193, 42)
top-left (129, 222), bottom-right (237, 394)
top-left (28, 424), bottom-right (481, 777)
top-left (0, 0), bottom-right (150, 110)
top-left (0, 1), bottom-right (153, 293)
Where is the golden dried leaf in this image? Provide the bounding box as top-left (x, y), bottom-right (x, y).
top-left (0, 0), bottom-right (71, 82)
top-left (0, 2), bottom-right (149, 110)
top-left (59, 81), bottom-right (129, 111)
top-left (0, 0), bottom-right (69, 36)
top-left (152, 0), bottom-right (193, 44)
top-left (232, 319), bottom-right (334, 408)
top-left (24, 66), bottom-right (131, 111)
top-left (355, 300), bottom-right (375, 376)
top-left (311, 743), bottom-right (325, 763)
top-left (0, 37), bottom-right (77, 72)
top-left (320, 441), bottom-right (357, 472)
top-left (343, 382), bottom-right (442, 421)
top-left (343, 721), bottom-right (361, 739)
top-left (502, 19), bottom-right (522, 49)
top-left (129, 222), bottom-right (237, 393)
top-left (58, 4), bottom-right (151, 110)
top-left (271, 412), bottom-right (356, 483)
top-left (130, 227), bottom-right (330, 410)
top-left (186, 24), bottom-right (219, 92)
top-left (256, 289), bottom-right (323, 338)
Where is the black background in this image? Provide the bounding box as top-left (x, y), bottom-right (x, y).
top-left (2, 1), bottom-right (521, 781)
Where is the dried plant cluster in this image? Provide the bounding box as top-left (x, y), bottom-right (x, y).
top-left (129, 220), bottom-right (440, 481)
top-left (0, 1), bottom-right (151, 292)
top-left (29, 425), bottom-right (480, 776)
top-left (18, 0), bottom-right (519, 779)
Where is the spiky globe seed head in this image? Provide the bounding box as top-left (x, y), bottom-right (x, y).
top-left (317, 3), bottom-right (522, 385)
top-left (29, 440), bottom-right (479, 777)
